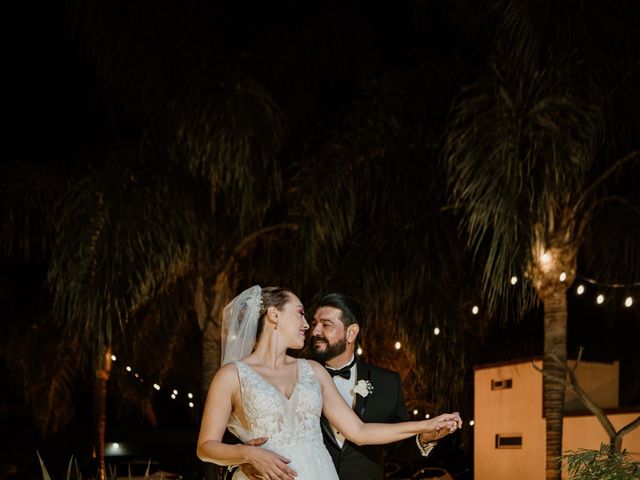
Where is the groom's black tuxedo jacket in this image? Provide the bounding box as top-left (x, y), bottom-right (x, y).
top-left (321, 358), bottom-right (423, 480)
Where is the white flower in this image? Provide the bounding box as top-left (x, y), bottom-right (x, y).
top-left (352, 379), bottom-right (374, 398)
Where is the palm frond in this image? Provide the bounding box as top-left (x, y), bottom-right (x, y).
top-left (443, 51), bottom-right (601, 313)
top-left (47, 157), bottom-right (205, 364)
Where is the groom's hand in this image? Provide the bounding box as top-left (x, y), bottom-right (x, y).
top-left (421, 412), bottom-right (463, 441)
top-left (239, 437), bottom-right (298, 480)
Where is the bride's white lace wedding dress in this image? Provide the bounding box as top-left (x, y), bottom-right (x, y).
top-left (228, 359), bottom-right (339, 480)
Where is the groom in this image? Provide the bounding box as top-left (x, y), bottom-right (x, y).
top-left (310, 293), bottom-right (441, 480)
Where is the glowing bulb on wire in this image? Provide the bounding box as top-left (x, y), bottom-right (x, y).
top-left (559, 272), bottom-right (567, 282)
top-left (395, 342), bottom-right (401, 350)
top-left (434, 327), bottom-right (440, 335)
top-left (356, 347), bottom-right (363, 355)
top-left (153, 384), bottom-right (160, 391)
top-left (510, 276), bottom-right (518, 285)
top-left (576, 285), bottom-right (585, 295)
top-left (596, 294), bottom-right (604, 304)
top-left (111, 354), bottom-right (117, 361)
top-left (625, 297), bottom-right (633, 308)
top-left (472, 305), bottom-right (479, 315)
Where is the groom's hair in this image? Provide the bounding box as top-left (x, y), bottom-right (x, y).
top-left (317, 293), bottom-right (365, 334)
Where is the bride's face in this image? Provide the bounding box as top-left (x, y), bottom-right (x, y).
top-left (276, 293), bottom-right (309, 349)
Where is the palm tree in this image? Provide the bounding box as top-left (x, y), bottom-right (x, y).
top-left (442, 7), bottom-right (640, 476)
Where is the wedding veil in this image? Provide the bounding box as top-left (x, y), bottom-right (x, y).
top-left (220, 285), bottom-right (263, 365)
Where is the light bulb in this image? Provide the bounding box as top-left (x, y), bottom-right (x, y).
top-left (356, 347), bottom-right (363, 355)
top-left (510, 276), bottom-right (518, 285)
top-left (188, 402), bottom-right (194, 408)
top-left (111, 354), bottom-right (117, 361)
top-left (596, 294), bottom-right (604, 304)
top-left (171, 394), bottom-right (176, 399)
top-left (472, 305), bottom-right (479, 315)
top-left (413, 409), bottom-right (418, 415)
top-left (425, 414), bottom-right (430, 419)
top-left (576, 285), bottom-right (585, 295)
top-left (469, 420), bottom-right (475, 426)
top-left (188, 393), bottom-right (194, 399)
top-left (559, 272), bottom-right (567, 282)
top-left (153, 384), bottom-right (160, 391)
top-left (394, 341), bottom-right (401, 350)
top-left (112, 443), bottom-right (120, 449)
top-left (173, 389), bottom-right (178, 396)
top-left (434, 327), bottom-right (440, 335)
top-left (126, 366), bottom-right (132, 372)
top-left (625, 297), bottom-right (633, 308)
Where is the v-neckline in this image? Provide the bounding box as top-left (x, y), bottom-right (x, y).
top-left (240, 359), bottom-right (301, 401)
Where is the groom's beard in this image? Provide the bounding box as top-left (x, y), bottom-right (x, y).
top-left (310, 334), bottom-right (347, 363)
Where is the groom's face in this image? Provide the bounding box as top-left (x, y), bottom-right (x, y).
top-left (310, 306), bottom-right (347, 362)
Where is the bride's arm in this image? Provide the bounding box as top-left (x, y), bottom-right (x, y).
top-left (197, 364), bottom-right (296, 479)
top-left (196, 364), bottom-right (254, 464)
top-left (310, 361), bottom-right (462, 446)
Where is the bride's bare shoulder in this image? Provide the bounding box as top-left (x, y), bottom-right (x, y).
top-left (305, 359), bottom-right (329, 376)
top-left (212, 362), bottom-right (240, 385)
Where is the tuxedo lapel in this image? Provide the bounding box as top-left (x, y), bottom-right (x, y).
top-left (354, 359), bottom-right (370, 418)
top-left (321, 414), bottom-right (340, 449)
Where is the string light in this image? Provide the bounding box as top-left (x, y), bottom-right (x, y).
top-left (559, 272), bottom-right (567, 282)
top-left (433, 327), bottom-right (440, 335)
top-left (625, 297), bottom-right (633, 308)
top-left (116, 353), bottom-right (197, 410)
top-left (395, 341), bottom-right (401, 350)
top-left (425, 414), bottom-right (430, 419)
top-left (576, 285), bottom-right (585, 295)
top-left (356, 347), bottom-right (363, 355)
top-left (413, 409), bottom-right (418, 415)
top-left (469, 420), bottom-right (475, 426)
top-left (111, 354), bottom-right (117, 361)
top-left (596, 294), bottom-right (605, 304)
top-left (472, 305), bottom-right (479, 315)
top-left (510, 276), bottom-right (518, 285)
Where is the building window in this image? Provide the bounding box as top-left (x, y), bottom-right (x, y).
top-left (491, 378), bottom-right (513, 390)
top-left (495, 434), bottom-right (523, 449)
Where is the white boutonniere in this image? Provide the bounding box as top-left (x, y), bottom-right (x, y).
top-left (352, 379), bottom-right (374, 398)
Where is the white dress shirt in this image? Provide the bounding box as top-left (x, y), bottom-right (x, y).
top-left (326, 355), bottom-right (357, 447)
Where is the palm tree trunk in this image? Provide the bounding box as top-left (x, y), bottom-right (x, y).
top-left (94, 346), bottom-right (112, 480)
top-left (543, 289), bottom-right (567, 480)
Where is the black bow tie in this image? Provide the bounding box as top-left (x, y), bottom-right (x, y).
top-left (326, 357), bottom-right (357, 380)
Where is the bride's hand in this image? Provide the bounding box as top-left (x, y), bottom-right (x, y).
top-left (420, 412), bottom-right (463, 441)
top-left (244, 443), bottom-right (298, 480)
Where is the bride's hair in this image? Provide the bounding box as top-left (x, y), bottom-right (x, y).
top-left (257, 286), bottom-right (292, 339)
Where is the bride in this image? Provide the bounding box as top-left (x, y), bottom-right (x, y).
top-left (197, 286), bottom-right (462, 480)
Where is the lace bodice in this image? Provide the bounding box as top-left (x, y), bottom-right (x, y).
top-left (229, 359), bottom-right (338, 479)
